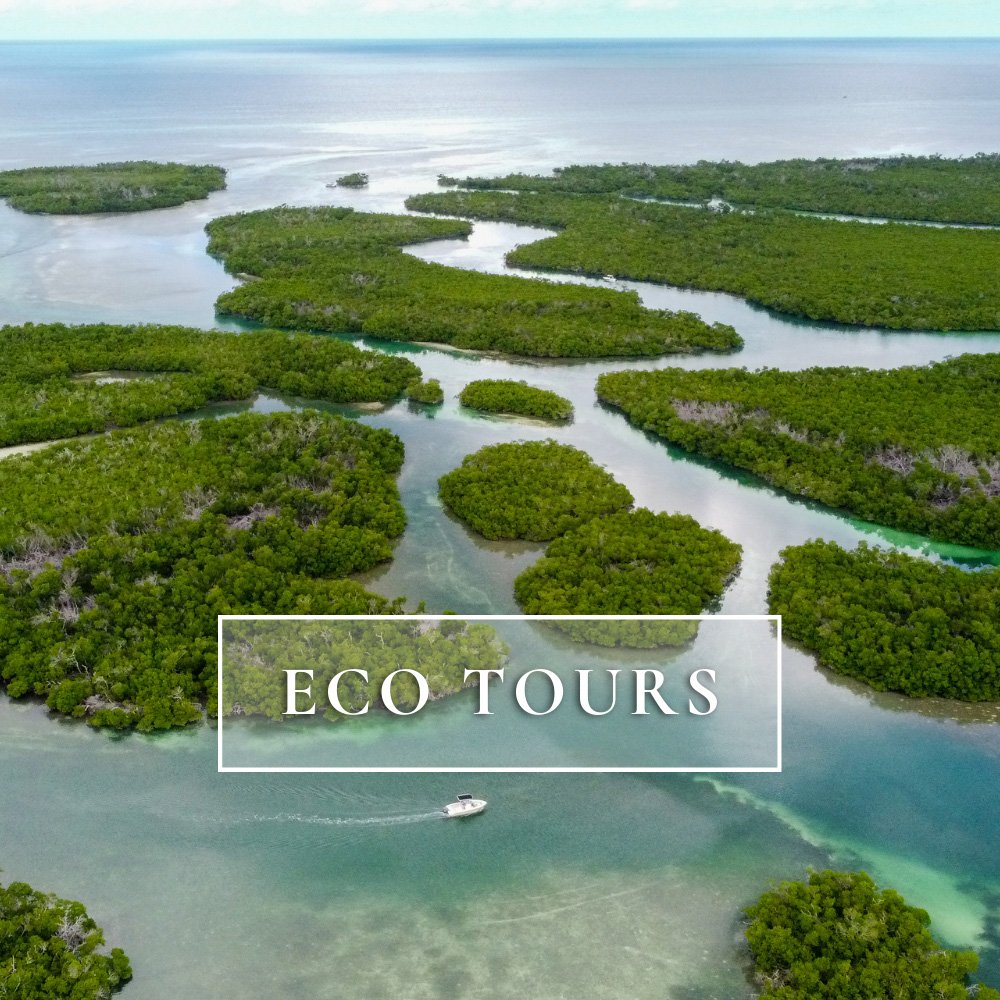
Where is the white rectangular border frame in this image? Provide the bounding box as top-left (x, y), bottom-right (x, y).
top-left (217, 614), bottom-right (782, 774)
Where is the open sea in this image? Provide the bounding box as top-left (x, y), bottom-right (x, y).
top-left (1, 39), bottom-right (999, 999)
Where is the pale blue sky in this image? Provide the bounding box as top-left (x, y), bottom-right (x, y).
top-left (0, 0), bottom-right (998, 40)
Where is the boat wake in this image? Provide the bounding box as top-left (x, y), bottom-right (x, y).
top-left (240, 810), bottom-right (443, 828)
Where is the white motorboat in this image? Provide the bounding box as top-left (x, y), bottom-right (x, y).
top-left (442, 793), bottom-right (487, 818)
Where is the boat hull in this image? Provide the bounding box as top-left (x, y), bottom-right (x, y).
top-left (442, 798), bottom-right (487, 818)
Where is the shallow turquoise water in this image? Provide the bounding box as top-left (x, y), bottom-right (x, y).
top-left (0, 39), bottom-right (998, 999)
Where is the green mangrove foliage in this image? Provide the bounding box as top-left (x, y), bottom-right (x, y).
top-left (0, 412), bottom-right (407, 730)
top-left (514, 509), bottom-right (741, 647)
top-left (222, 619), bottom-right (508, 721)
top-left (205, 205), bottom-right (739, 357)
top-left (438, 440), bottom-right (633, 541)
top-left (596, 356), bottom-right (1000, 548)
top-left (769, 541), bottom-right (1000, 701)
top-left (458, 379), bottom-right (573, 420)
top-left (0, 161), bottom-right (225, 214)
top-left (405, 378), bottom-right (444, 405)
top-left (448, 154), bottom-right (1000, 225)
top-left (0, 322), bottom-right (420, 446)
top-left (335, 172), bottom-right (369, 188)
top-left (744, 869), bottom-right (1000, 1000)
top-left (407, 187), bottom-right (1000, 331)
top-left (0, 876), bottom-right (132, 998)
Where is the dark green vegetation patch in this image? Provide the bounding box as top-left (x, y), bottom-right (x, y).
top-left (223, 619), bottom-right (507, 721)
top-left (205, 205), bottom-right (739, 357)
top-left (405, 378), bottom-right (444, 404)
top-left (459, 379), bottom-right (573, 420)
top-left (744, 869), bottom-right (999, 1000)
top-left (0, 877), bottom-right (132, 998)
top-left (449, 154), bottom-right (1000, 224)
top-left (408, 185), bottom-right (1000, 331)
top-left (0, 412), bottom-right (407, 730)
top-left (335, 172), bottom-right (369, 188)
top-left (438, 440), bottom-right (633, 541)
top-left (769, 541), bottom-right (999, 701)
top-left (0, 160), bottom-right (225, 214)
top-left (596, 356), bottom-right (1000, 549)
top-left (0, 323), bottom-right (419, 447)
top-left (514, 509), bottom-right (741, 647)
